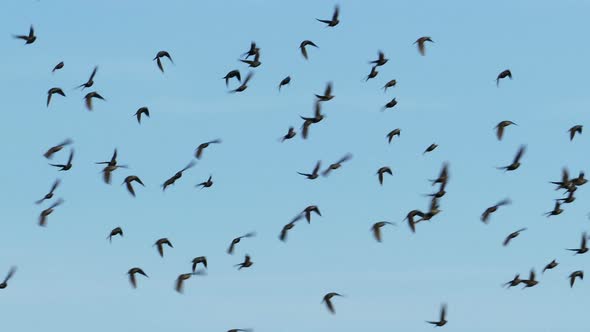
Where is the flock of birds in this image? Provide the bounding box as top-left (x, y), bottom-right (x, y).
top-left (4, 3), bottom-right (589, 329)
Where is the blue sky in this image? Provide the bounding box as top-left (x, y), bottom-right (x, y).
top-left (1, 0), bottom-right (590, 331)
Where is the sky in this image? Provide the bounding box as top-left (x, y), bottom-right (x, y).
top-left (1, 0), bottom-right (590, 331)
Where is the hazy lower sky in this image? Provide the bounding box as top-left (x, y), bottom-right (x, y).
top-left (1, 0), bottom-right (589, 331)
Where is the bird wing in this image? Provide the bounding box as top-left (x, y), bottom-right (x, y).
top-left (325, 298), bottom-right (335, 313)
top-left (129, 273), bottom-right (137, 288)
top-left (372, 225), bottom-right (382, 242)
top-left (332, 5), bottom-right (339, 20)
top-left (126, 182), bottom-right (136, 197)
top-left (301, 45), bottom-right (308, 60)
top-left (513, 145), bottom-right (526, 163)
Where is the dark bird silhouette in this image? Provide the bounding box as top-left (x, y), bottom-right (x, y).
top-left (414, 36), bottom-right (433, 56)
top-left (497, 145), bottom-right (526, 171)
top-left (175, 271), bottom-right (205, 293)
top-left (322, 154), bottom-right (352, 177)
top-left (430, 162), bottom-right (450, 186)
top-left (382, 98), bottom-right (397, 110)
top-left (298, 161), bottom-right (321, 180)
top-left (107, 227), bottom-right (123, 243)
top-left (240, 50), bottom-right (261, 68)
top-left (77, 66), bottom-right (98, 90)
top-left (97, 149), bottom-right (127, 184)
top-left (279, 76), bottom-right (291, 91)
top-left (127, 268), bottom-right (148, 289)
top-left (279, 214), bottom-right (304, 242)
top-left (300, 40), bottom-right (319, 60)
top-left (567, 232), bottom-right (588, 255)
top-left (123, 175), bottom-right (144, 197)
top-left (84, 91), bottom-right (105, 111)
top-left (281, 127), bottom-right (296, 142)
top-left (376, 167), bottom-right (393, 185)
top-left (522, 269), bottom-right (539, 288)
top-left (371, 221), bottom-right (396, 242)
top-left (315, 82), bottom-right (334, 101)
top-left (426, 303), bottom-right (447, 327)
top-left (13, 25), bottom-right (36, 44)
top-left (543, 259), bottom-right (558, 273)
top-left (154, 51), bottom-right (173, 72)
top-left (231, 71), bottom-right (254, 93)
top-left (196, 175), bottom-right (213, 189)
top-left (503, 228), bottom-right (527, 246)
top-left (423, 143), bottom-right (438, 154)
top-left (242, 41), bottom-right (259, 59)
top-left (52, 61), bottom-right (64, 73)
top-left (481, 198), bottom-right (511, 223)
top-left (569, 125), bottom-right (583, 141)
top-left (195, 139), bottom-right (222, 159)
top-left (365, 66), bottom-right (379, 81)
top-left (383, 79), bottom-right (397, 92)
top-left (323, 292), bottom-right (343, 314)
top-left (191, 256), bottom-right (207, 272)
top-left (558, 190), bottom-right (576, 204)
top-left (227, 232), bottom-right (256, 254)
top-left (405, 210), bottom-right (425, 233)
top-left (162, 160), bottom-right (195, 191)
top-left (227, 329), bottom-right (253, 332)
top-left (496, 69), bottom-right (512, 87)
top-left (545, 201), bottom-right (564, 217)
top-left (134, 107), bottom-right (150, 124)
top-left (303, 205), bottom-right (321, 223)
top-left (39, 198), bottom-right (64, 227)
top-left (50, 149), bottom-right (74, 171)
top-left (550, 167), bottom-right (572, 191)
top-left (386, 129), bottom-right (401, 143)
top-left (569, 271), bottom-right (583, 288)
top-left (495, 121), bottom-right (517, 141)
top-left (300, 101), bottom-right (325, 139)
top-left (223, 70), bottom-right (241, 87)
top-left (44, 138), bottom-right (73, 159)
top-left (370, 51), bottom-right (388, 67)
top-left (504, 274), bottom-right (522, 288)
top-left (316, 5), bottom-right (340, 27)
top-left (0, 266), bottom-right (16, 289)
top-left (572, 171), bottom-right (587, 186)
top-left (235, 254), bottom-right (253, 270)
top-left (35, 179), bottom-right (60, 204)
top-left (154, 238), bottom-right (173, 257)
top-left (47, 88), bottom-right (65, 107)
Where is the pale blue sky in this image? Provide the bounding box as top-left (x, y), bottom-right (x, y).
top-left (1, 0), bottom-right (590, 331)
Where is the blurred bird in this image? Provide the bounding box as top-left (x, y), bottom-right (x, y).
top-left (315, 82), bottom-right (334, 101)
top-left (50, 149), bottom-right (74, 171)
top-left (430, 162), bottom-right (450, 186)
top-left (550, 168), bottom-right (572, 191)
top-left (154, 51), bottom-right (173, 72)
top-left (298, 161), bottom-right (321, 180)
top-left (279, 76), bottom-right (291, 91)
top-left (504, 274), bottom-right (522, 288)
top-left (227, 232), bottom-right (256, 254)
top-left (426, 303), bottom-right (447, 327)
top-left (303, 205), bottom-right (322, 223)
top-left (52, 61), bottom-right (64, 73)
top-left (162, 160), bottom-right (195, 191)
top-left (231, 72), bottom-right (254, 93)
top-left (127, 268), bottom-right (148, 289)
top-left (175, 271), bottom-right (205, 293)
top-left (196, 175), bottom-right (213, 189)
top-left (481, 198), bottom-right (511, 223)
top-left (107, 227), bottom-right (123, 243)
top-left (191, 256), bottom-right (207, 272)
top-left (84, 91), bottom-right (105, 111)
top-left (300, 40), bottom-right (319, 60)
top-left (134, 107), bottom-right (150, 124)
top-left (371, 221), bottom-right (396, 242)
top-left (240, 50), bottom-right (261, 68)
top-left (223, 70), bottom-right (241, 87)
top-left (322, 292), bottom-right (343, 314)
top-left (47, 88), bottom-right (65, 107)
top-left (44, 138), bottom-right (73, 159)
top-left (370, 51), bottom-right (388, 67)
top-left (365, 66), bottom-right (379, 81)
top-left (242, 41), bottom-right (259, 59)
top-left (545, 201), bottom-right (564, 217)
top-left (35, 179), bottom-right (60, 204)
top-left (235, 254), bottom-right (253, 270)
top-left (497, 145), bottom-right (526, 171)
top-left (316, 5), bottom-right (340, 27)
top-left (569, 125), bottom-right (583, 141)
top-left (13, 25), bottom-right (36, 44)
top-left (543, 259), bottom-right (558, 273)
top-left (521, 269), bottom-right (539, 288)
top-left (382, 98), bottom-right (397, 111)
top-left (496, 69), bottom-right (512, 87)
top-left (383, 79), bottom-right (397, 92)
top-left (495, 121), bottom-right (517, 141)
top-left (386, 128), bottom-right (401, 143)
top-left (281, 127), bottom-right (296, 142)
top-left (376, 166), bottom-right (392, 185)
top-left (227, 329), bottom-right (252, 332)
top-left (0, 266), bottom-right (16, 289)
top-left (39, 198), bottom-right (64, 227)
top-left (572, 171), bottom-right (587, 186)
top-left (195, 139), bottom-right (222, 159)
top-left (123, 175), bottom-right (144, 197)
top-left (567, 232), bottom-right (588, 255)
top-left (154, 238), bottom-right (173, 257)
top-left (503, 228), bottom-right (527, 246)
top-left (423, 143), bottom-right (438, 154)
top-left (279, 214), bottom-right (303, 242)
top-left (405, 210), bottom-right (426, 233)
top-left (76, 66), bottom-right (98, 90)
top-left (569, 271), bottom-right (583, 288)
top-left (414, 36), bottom-right (433, 56)
top-left (322, 154), bottom-right (352, 177)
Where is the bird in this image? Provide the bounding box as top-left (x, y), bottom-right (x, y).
top-left (316, 5), bottom-right (340, 27)
top-left (107, 227), bottom-right (123, 243)
top-left (569, 271), bottom-right (584, 288)
top-left (43, 138), bottom-right (73, 159)
top-left (522, 269), bottom-right (539, 288)
top-left (569, 125), bottom-right (583, 141)
top-left (13, 25), bottom-right (36, 44)
top-left (426, 303), bottom-right (447, 327)
top-left (504, 274), bottom-right (522, 288)
top-left (0, 266), bottom-right (16, 289)
top-left (191, 256), bottom-right (207, 272)
top-left (558, 190), bottom-right (576, 204)
top-left (227, 329), bottom-right (253, 332)
top-left (227, 232), bottom-right (256, 254)
top-left (35, 179), bottom-right (60, 204)
top-left (154, 51), bottom-right (173, 72)
top-left (242, 41), bottom-right (259, 59)
top-left (52, 61), bottom-right (64, 73)
top-left (303, 205), bottom-right (322, 223)
top-left (365, 66), bottom-right (379, 81)
top-left (481, 198), bottom-right (511, 223)
top-left (231, 71), bottom-right (254, 93)
top-left (127, 268), bottom-right (148, 289)
top-left (382, 98), bottom-right (397, 110)
top-left (195, 139), bottom-right (222, 159)
top-left (134, 107), bottom-right (150, 124)
top-left (50, 149), bottom-right (74, 171)
top-left (572, 171), bottom-right (588, 186)
top-left (122, 175), bottom-right (144, 197)
top-left (175, 271), bottom-right (205, 293)
top-left (376, 167), bottom-right (393, 185)
top-left (97, 149), bottom-right (127, 184)
top-left (315, 82), bottom-right (334, 101)
top-left (370, 51), bottom-right (388, 67)
top-left (322, 292), bottom-right (343, 314)
top-left (423, 143), bottom-right (438, 154)
top-left (497, 145), bottom-right (526, 171)
top-left (386, 129), bottom-right (401, 143)
top-left (154, 238), bottom-right (173, 257)
top-left (162, 160), bottom-right (195, 191)
top-left (496, 69), bottom-right (512, 87)
top-left (298, 161), bottom-right (321, 180)
top-left (414, 36), bottom-right (434, 56)
top-left (279, 214), bottom-right (304, 242)
top-left (383, 79), bottom-right (397, 92)
top-left (495, 121), bottom-right (517, 141)
top-left (235, 255), bottom-right (254, 270)
top-left (371, 221), bottom-right (396, 242)
top-left (281, 127), bottom-right (296, 142)
top-left (76, 66), bottom-right (98, 90)
top-left (300, 40), bottom-right (319, 60)
top-left (503, 228), bottom-right (527, 246)
top-left (39, 198), bottom-right (64, 227)
top-left (47, 88), bottom-right (65, 107)
top-left (240, 50), bottom-right (261, 68)
top-left (278, 76), bottom-right (291, 91)
top-left (223, 70), bottom-right (241, 87)
top-left (84, 91), bottom-right (105, 111)
top-left (567, 232), bottom-right (588, 255)
top-left (405, 210), bottom-right (426, 233)
top-left (430, 162), bottom-right (450, 186)
top-left (550, 167), bottom-right (572, 191)
top-left (543, 259), bottom-right (559, 273)
top-left (196, 175), bottom-right (213, 189)
top-left (322, 154), bottom-right (353, 177)
top-left (545, 201), bottom-right (564, 217)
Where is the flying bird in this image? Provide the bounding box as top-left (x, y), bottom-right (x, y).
top-left (235, 255), bottom-right (254, 270)
top-left (414, 36), bottom-right (433, 56)
top-left (365, 66), bottom-right (379, 81)
top-left (77, 66), bottom-right (98, 90)
top-left (279, 214), bottom-right (304, 242)
top-left (322, 154), bottom-right (352, 177)
top-left (231, 71), bottom-right (254, 93)
top-left (481, 198), bottom-right (511, 223)
top-left (298, 161), bottom-right (321, 180)
top-left (522, 269), bottom-right (539, 288)
top-left (175, 271), bottom-right (205, 293)
top-left (383, 79), bottom-right (397, 92)
top-left (322, 292), bottom-right (343, 314)
top-left (162, 160), bottom-right (195, 191)
top-left (567, 232), bottom-right (588, 255)
top-left (107, 227), bottom-right (123, 243)
top-left (84, 91), bottom-right (105, 111)
top-left (543, 259), bottom-right (558, 273)
top-left (195, 139), bottom-right (222, 159)
top-left (495, 121), bottom-right (517, 141)
top-left (370, 51), bottom-right (388, 67)
top-left (154, 238), bottom-right (173, 257)
top-left (497, 145), bottom-right (526, 171)
top-left (35, 179), bottom-right (60, 204)
top-left (569, 271), bottom-right (584, 288)
top-left (13, 25), bottom-right (36, 44)
top-left (44, 138), bottom-right (73, 159)
top-left (423, 143), bottom-right (438, 154)
top-left (123, 175), bottom-right (144, 197)
top-left (223, 70), bottom-right (241, 87)
top-left (0, 266), bottom-right (16, 289)
top-left (191, 256), bottom-right (208, 272)
top-left (281, 127), bottom-right (296, 142)
top-left (278, 76), bottom-right (291, 91)
top-left (227, 232), bottom-right (256, 254)
top-left (47, 88), bottom-right (65, 107)
top-left (503, 228), bottom-right (527, 246)
top-left (240, 50), bottom-right (261, 68)
top-left (134, 107), bottom-right (150, 124)
top-left (504, 274), bottom-right (522, 288)
top-left (300, 40), bottom-right (319, 60)
top-left (50, 149), bottom-right (74, 171)
top-left (496, 69), bottom-right (512, 87)
top-left (127, 268), bottom-right (148, 289)
top-left (386, 129), bottom-right (401, 143)
top-left (196, 175), bottom-right (213, 189)
top-left (52, 61), bottom-right (64, 73)
top-left (154, 51), bottom-right (173, 72)
top-left (545, 201), bottom-right (564, 217)
top-left (569, 125), bottom-right (583, 141)
top-left (371, 221), bottom-right (396, 242)
top-left (242, 41), bottom-right (259, 59)
top-left (382, 98), bottom-right (397, 110)
top-left (316, 5), bottom-right (340, 27)
top-left (303, 205), bottom-right (322, 223)
top-left (39, 198), bottom-right (64, 227)
top-left (426, 303), bottom-right (447, 327)
top-left (376, 166), bottom-right (392, 185)
top-left (315, 82), bottom-right (334, 101)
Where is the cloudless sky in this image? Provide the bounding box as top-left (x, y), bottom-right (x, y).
top-left (1, 0), bottom-right (590, 331)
